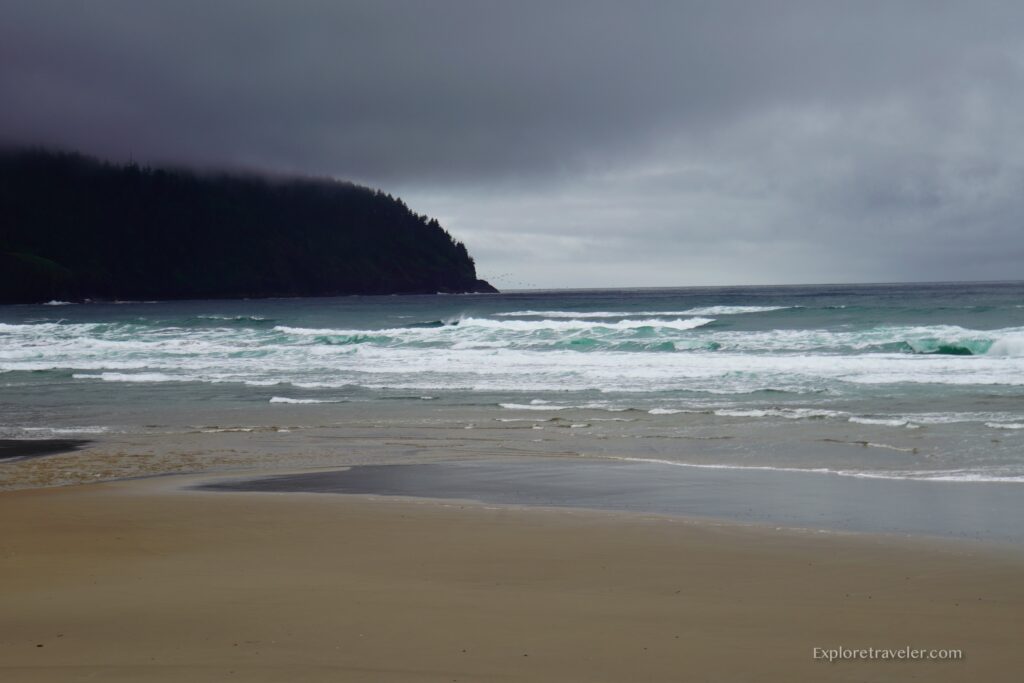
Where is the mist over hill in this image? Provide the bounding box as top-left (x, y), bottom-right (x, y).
top-left (0, 149), bottom-right (496, 303)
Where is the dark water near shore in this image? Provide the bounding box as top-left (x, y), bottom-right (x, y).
top-left (2, 281), bottom-right (1024, 482)
top-left (0, 438), bottom-right (88, 462)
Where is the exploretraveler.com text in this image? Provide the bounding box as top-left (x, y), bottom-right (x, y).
top-left (813, 646), bottom-right (963, 662)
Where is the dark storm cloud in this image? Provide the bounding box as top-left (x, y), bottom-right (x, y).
top-left (1, 0), bottom-right (1014, 181)
top-left (3, 0), bottom-right (1024, 285)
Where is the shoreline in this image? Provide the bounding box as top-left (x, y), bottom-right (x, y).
top-left (203, 456), bottom-right (1024, 545)
top-left (3, 473), bottom-right (1023, 681)
top-left (4, 432), bottom-right (1024, 544)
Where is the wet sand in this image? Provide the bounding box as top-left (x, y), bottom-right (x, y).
top-left (2, 473), bottom-right (1022, 682)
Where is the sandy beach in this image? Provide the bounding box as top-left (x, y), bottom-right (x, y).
top-left (6, 2), bottom-right (1024, 679)
top-left (2, 470), bottom-right (1022, 682)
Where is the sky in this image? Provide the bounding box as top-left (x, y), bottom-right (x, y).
top-left (2, 1), bottom-right (1023, 289)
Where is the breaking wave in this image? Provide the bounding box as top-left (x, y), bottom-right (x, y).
top-left (1, 314), bottom-right (1023, 397)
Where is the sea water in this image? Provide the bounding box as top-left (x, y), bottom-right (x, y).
top-left (2, 281), bottom-right (1023, 482)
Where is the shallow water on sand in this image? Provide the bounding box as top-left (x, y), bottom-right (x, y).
top-left (201, 457), bottom-right (1024, 543)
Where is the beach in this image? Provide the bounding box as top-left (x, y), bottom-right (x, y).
top-left (7, 1), bottom-right (1024, 677)
top-left (3, 470), bottom-right (1022, 682)
top-left (3, 285), bottom-right (1024, 680)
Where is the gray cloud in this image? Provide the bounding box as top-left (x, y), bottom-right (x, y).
top-left (3, 1), bottom-right (1023, 286)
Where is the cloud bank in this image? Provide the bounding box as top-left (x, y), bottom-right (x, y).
top-left (3, 1), bottom-right (1023, 286)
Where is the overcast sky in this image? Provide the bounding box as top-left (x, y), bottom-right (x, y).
top-left (3, 1), bottom-right (1023, 288)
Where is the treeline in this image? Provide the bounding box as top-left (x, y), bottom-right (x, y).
top-left (0, 148), bottom-right (496, 303)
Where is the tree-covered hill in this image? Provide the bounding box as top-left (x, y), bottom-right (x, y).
top-left (0, 149), bottom-right (496, 303)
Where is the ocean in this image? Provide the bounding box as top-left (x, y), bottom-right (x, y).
top-left (2, 281), bottom-right (1023, 483)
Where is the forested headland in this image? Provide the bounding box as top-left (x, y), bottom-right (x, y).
top-left (0, 148), bottom-right (496, 303)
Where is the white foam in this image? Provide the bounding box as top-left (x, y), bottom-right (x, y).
top-left (496, 306), bottom-right (791, 317)
top-left (678, 305), bottom-right (793, 315)
top-left (988, 334), bottom-right (1024, 357)
top-left (986, 422), bottom-right (1024, 430)
top-left (197, 315), bottom-right (270, 322)
top-left (840, 469), bottom-right (1024, 482)
top-left (496, 310), bottom-right (698, 318)
top-left (499, 403), bottom-right (569, 410)
top-left (22, 426), bottom-right (109, 434)
top-left (610, 457), bottom-right (1024, 483)
top-left (43, 300), bottom-right (75, 306)
top-left (274, 316), bottom-right (717, 336)
top-left (715, 408), bottom-right (844, 419)
top-left (848, 416), bottom-right (910, 427)
top-left (269, 396), bottom-right (342, 404)
top-left (73, 372), bottom-right (183, 383)
top-left (649, 408), bottom-right (684, 415)
top-left (863, 442), bottom-right (917, 453)
top-left (613, 456), bottom-right (833, 475)
top-left (465, 316), bottom-right (716, 332)
top-left (902, 412), bottom-right (1019, 425)
top-left (273, 325), bottom-right (395, 338)
top-left (579, 403), bottom-right (633, 411)
top-left (5, 318), bottom-right (1024, 396)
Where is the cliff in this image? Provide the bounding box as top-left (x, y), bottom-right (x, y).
top-left (0, 149), bottom-right (497, 303)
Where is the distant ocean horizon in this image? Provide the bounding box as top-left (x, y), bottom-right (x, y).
top-left (3, 280), bottom-right (1023, 484)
